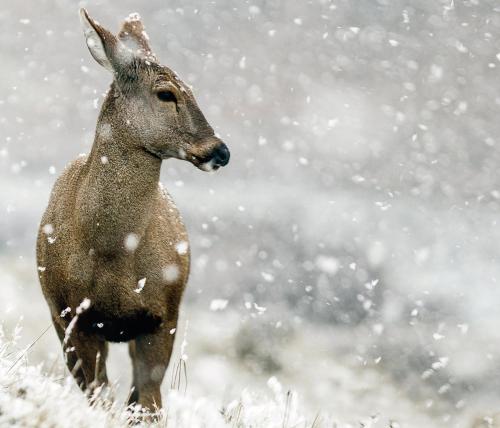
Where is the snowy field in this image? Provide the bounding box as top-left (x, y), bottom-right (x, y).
top-left (3, 0), bottom-right (500, 427)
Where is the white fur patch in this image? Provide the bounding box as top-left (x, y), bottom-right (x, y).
top-left (200, 158), bottom-right (216, 172)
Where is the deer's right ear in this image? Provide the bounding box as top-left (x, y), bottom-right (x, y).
top-left (79, 8), bottom-right (132, 73)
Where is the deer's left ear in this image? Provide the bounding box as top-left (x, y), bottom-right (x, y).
top-left (79, 8), bottom-right (132, 73)
top-left (118, 13), bottom-right (158, 63)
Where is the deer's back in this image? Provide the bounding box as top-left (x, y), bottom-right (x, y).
top-left (37, 156), bottom-right (190, 341)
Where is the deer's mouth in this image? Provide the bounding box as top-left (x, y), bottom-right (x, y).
top-left (143, 145), bottom-right (172, 160)
top-left (197, 158), bottom-right (221, 172)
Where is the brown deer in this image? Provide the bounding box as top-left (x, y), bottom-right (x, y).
top-left (36, 9), bottom-right (230, 411)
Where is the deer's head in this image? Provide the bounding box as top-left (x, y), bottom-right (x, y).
top-left (80, 9), bottom-right (230, 171)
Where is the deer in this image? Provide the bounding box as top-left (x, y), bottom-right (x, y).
top-left (36, 8), bottom-right (230, 412)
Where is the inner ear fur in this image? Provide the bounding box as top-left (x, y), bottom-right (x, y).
top-left (80, 8), bottom-right (135, 74)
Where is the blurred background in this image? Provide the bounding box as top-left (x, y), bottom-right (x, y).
top-left (2, 0), bottom-right (500, 426)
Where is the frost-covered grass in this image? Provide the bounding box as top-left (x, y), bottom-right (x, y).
top-left (0, 255), bottom-right (490, 427)
top-left (0, 326), bottom-right (134, 427)
top-left (3, 256), bottom-right (500, 428)
top-left (0, 325), bottom-right (334, 428)
top-left (0, 317), bottom-right (450, 428)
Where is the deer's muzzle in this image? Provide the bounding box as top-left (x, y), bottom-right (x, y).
top-left (193, 137), bottom-right (230, 172)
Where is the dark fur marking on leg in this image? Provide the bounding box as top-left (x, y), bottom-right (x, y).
top-left (77, 308), bottom-right (162, 342)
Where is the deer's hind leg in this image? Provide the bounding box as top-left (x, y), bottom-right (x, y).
top-left (52, 316), bottom-right (108, 393)
top-left (127, 318), bottom-right (178, 411)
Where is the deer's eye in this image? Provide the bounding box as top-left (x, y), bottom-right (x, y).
top-left (157, 90), bottom-right (177, 104)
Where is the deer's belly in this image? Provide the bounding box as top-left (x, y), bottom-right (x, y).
top-left (76, 306), bottom-right (162, 342)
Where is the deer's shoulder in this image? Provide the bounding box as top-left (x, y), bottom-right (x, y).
top-left (52, 155), bottom-right (88, 193)
top-left (42, 155), bottom-right (88, 221)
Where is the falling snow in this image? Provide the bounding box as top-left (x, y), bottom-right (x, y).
top-left (2, 1), bottom-right (500, 427)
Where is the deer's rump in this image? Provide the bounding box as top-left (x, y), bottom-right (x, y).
top-left (77, 306), bottom-right (162, 342)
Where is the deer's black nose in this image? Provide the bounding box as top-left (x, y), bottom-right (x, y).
top-left (213, 143), bottom-right (230, 167)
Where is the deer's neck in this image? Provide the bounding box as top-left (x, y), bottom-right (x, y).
top-left (77, 117), bottom-right (162, 256)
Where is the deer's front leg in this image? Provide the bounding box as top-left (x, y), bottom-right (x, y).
top-left (72, 330), bottom-right (109, 394)
top-left (53, 316), bottom-right (108, 393)
top-left (128, 318), bottom-right (178, 411)
top-left (52, 316), bottom-right (87, 390)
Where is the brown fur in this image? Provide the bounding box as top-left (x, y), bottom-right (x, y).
top-left (36, 9), bottom-right (229, 411)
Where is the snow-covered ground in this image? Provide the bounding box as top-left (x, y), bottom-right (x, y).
top-left (0, 300), bottom-right (441, 427)
top-left (0, 255), bottom-right (499, 428)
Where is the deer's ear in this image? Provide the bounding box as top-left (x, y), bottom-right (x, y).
top-left (118, 13), bottom-right (158, 63)
top-left (79, 8), bottom-right (131, 73)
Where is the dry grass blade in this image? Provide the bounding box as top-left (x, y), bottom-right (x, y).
top-left (7, 324), bottom-right (51, 373)
top-left (170, 357), bottom-right (188, 394)
top-left (282, 390), bottom-right (292, 428)
top-left (310, 412), bottom-right (321, 428)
